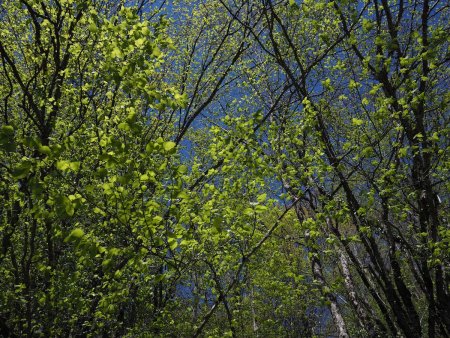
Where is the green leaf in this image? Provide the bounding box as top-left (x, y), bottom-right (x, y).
top-left (65, 228), bottom-right (84, 242)
top-left (12, 161), bottom-right (32, 179)
top-left (362, 19), bottom-right (374, 31)
top-left (38, 145), bottom-right (52, 156)
top-left (430, 132), bottom-right (439, 142)
top-left (56, 160), bottom-right (70, 171)
top-left (398, 147), bottom-right (408, 158)
top-left (255, 205), bottom-right (268, 213)
top-left (352, 118), bottom-right (364, 126)
top-left (88, 22), bottom-right (98, 33)
top-left (0, 125), bottom-right (15, 152)
top-left (177, 191), bottom-right (189, 199)
top-left (0, 125), bottom-right (14, 136)
top-left (69, 161), bottom-right (80, 171)
top-left (151, 46), bottom-right (162, 58)
top-left (168, 237), bottom-right (178, 251)
top-left (288, 0), bottom-right (299, 8)
top-left (244, 208), bottom-right (254, 216)
top-left (349, 79), bottom-right (360, 89)
top-left (70, 228), bottom-right (84, 238)
top-left (118, 122), bottom-right (130, 131)
top-left (102, 259), bottom-right (112, 269)
top-left (257, 193), bottom-right (267, 203)
top-left (163, 141), bottom-right (176, 152)
top-left (62, 196), bottom-right (75, 216)
top-left (145, 142), bottom-right (154, 153)
top-left (111, 46), bottom-right (123, 58)
top-left (362, 146), bottom-right (374, 157)
top-left (135, 38), bottom-right (145, 48)
top-left (177, 165), bottom-right (188, 174)
top-left (56, 160), bottom-right (80, 172)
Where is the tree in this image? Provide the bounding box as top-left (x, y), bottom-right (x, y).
top-left (1, 0), bottom-right (448, 336)
top-left (0, 1), bottom-right (293, 336)
top-left (0, 0), bottom-right (189, 335)
top-left (218, 0), bottom-right (449, 336)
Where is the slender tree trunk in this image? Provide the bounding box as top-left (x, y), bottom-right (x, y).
top-left (310, 252), bottom-right (349, 338)
top-left (339, 250), bottom-right (382, 337)
top-left (250, 286), bottom-right (259, 335)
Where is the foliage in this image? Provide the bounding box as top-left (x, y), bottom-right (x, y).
top-left (0, 0), bottom-right (449, 337)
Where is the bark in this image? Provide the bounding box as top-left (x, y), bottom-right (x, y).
top-left (339, 250), bottom-right (381, 337)
top-left (311, 252), bottom-right (349, 338)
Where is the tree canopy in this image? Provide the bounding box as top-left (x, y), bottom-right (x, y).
top-left (0, 0), bottom-right (449, 337)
